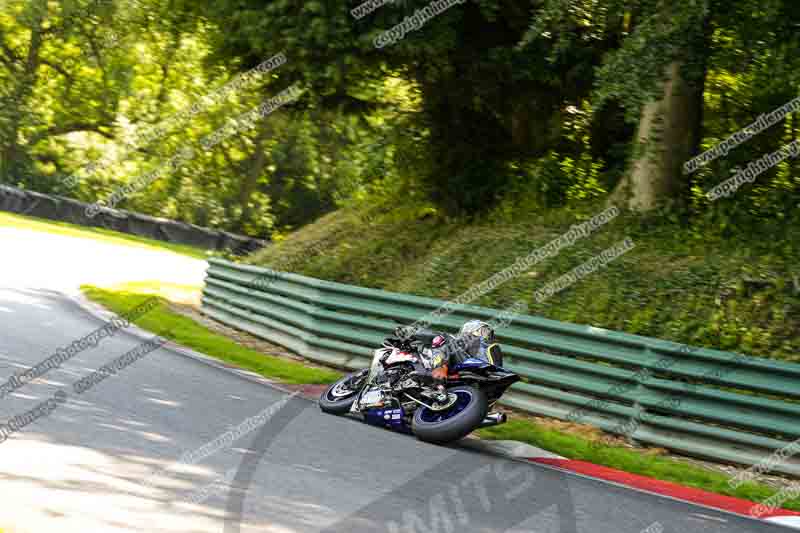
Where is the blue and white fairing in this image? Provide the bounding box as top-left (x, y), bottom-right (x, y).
top-left (350, 347), bottom-right (391, 413)
top-left (363, 406), bottom-right (412, 433)
top-left (452, 357), bottom-right (497, 372)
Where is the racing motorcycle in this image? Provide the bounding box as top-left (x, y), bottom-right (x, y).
top-left (318, 327), bottom-right (520, 443)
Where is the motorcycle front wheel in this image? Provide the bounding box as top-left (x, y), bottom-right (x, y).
top-left (319, 370), bottom-right (367, 415)
top-left (412, 385), bottom-right (488, 444)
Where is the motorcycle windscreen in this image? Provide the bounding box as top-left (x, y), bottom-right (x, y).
top-left (365, 347), bottom-right (391, 387)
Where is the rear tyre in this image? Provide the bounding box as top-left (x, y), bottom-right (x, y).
top-left (412, 385), bottom-right (488, 444)
top-left (319, 370), bottom-right (367, 415)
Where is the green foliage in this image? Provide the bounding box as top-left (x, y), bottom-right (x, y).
top-left (593, 0), bottom-right (711, 121)
top-left (498, 103), bottom-right (607, 212)
top-left (0, 0), bottom-right (391, 237)
top-left (249, 201), bottom-right (800, 364)
top-left (2, 0), bottom-right (800, 247)
top-left (197, 0), bottom-right (616, 214)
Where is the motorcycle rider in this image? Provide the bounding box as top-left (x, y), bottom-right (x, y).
top-left (398, 320), bottom-right (504, 384)
top-left (448, 319), bottom-right (504, 368)
top-left (346, 320), bottom-right (512, 413)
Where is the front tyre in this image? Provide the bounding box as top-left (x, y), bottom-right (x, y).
top-left (319, 370), bottom-right (367, 415)
top-left (412, 386), bottom-right (488, 444)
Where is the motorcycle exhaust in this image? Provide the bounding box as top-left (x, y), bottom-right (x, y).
top-left (478, 412), bottom-right (507, 428)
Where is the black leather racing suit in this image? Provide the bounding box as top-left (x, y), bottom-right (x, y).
top-left (438, 333), bottom-right (504, 369)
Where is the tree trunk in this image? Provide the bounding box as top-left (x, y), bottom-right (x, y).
top-left (611, 61), bottom-right (702, 211)
top-left (235, 124), bottom-right (271, 233)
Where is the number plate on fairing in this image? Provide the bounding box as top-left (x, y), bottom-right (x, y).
top-left (364, 407), bottom-right (411, 433)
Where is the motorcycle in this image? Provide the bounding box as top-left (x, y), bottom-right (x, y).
top-left (318, 327), bottom-right (520, 443)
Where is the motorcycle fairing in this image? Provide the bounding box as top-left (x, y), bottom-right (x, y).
top-left (453, 357), bottom-right (495, 371)
top-left (363, 406), bottom-right (412, 433)
top-left (384, 349), bottom-right (418, 366)
top-left (351, 347), bottom-right (392, 412)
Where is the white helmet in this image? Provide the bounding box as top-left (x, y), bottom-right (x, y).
top-left (459, 320), bottom-right (495, 342)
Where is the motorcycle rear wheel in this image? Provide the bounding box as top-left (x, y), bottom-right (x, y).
top-left (412, 385), bottom-right (488, 444)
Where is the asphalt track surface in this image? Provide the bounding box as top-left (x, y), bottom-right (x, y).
top-left (0, 226), bottom-right (791, 532)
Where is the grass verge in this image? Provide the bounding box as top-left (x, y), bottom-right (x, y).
top-left (81, 285), bottom-right (341, 385)
top-left (477, 419), bottom-right (800, 512)
top-left (96, 280), bottom-right (204, 306)
top-left (0, 211), bottom-right (209, 259)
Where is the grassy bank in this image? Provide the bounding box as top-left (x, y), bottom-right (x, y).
top-left (248, 203), bottom-right (800, 363)
top-left (82, 285), bottom-right (341, 385)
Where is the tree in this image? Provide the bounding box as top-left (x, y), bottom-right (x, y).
top-left (196, 0), bottom-right (612, 214)
top-left (0, 0), bottom-right (131, 186)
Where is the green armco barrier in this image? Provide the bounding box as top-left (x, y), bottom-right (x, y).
top-left (203, 258), bottom-right (800, 476)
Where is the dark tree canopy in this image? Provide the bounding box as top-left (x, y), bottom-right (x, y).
top-left (1, 0), bottom-right (799, 230)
